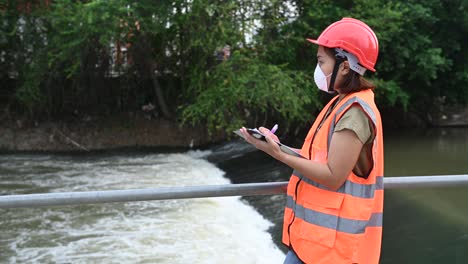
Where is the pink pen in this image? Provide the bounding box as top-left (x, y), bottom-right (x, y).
top-left (270, 124), bottom-right (278, 134)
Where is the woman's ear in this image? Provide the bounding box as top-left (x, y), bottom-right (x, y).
top-left (340, 61), bottom-right (350, 75)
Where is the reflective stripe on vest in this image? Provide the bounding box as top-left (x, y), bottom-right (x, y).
top-left (293, 170), bottom-right (383, 199)
top-left (286, 195), bottom-right (383, 234)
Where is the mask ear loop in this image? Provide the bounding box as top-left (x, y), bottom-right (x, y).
top-left (327, 52), bottom-right (347, 93)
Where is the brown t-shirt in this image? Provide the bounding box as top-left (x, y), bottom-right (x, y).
top-left (334, 106), bottom-right (375, 178)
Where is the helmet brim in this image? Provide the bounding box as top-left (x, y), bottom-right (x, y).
top-left (306, 38), bottom-right (335, 49)
top-left (306, 38), bottom-right (320, 45)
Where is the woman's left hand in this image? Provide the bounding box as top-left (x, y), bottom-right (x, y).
top-left (240, 127), bottom-right (283, 160)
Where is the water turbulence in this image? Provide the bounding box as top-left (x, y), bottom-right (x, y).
top-left (0, 151), bottom-right (284, 263)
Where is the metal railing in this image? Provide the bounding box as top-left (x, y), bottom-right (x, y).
top-left (1, 175), bottom-right (468, 209)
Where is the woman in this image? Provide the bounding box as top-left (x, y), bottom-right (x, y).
top-left (240, 18), bottom-right (384, 264)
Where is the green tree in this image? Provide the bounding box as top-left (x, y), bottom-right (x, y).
top-left (182, 50), bottom-right (317, 133)
top-left (1, 0), bottom-right (466, 133)
top-left (180, 1), bottom-right (321, 133)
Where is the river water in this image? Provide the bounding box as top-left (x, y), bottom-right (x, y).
top-left (1, 127), bottom-right (468, 263)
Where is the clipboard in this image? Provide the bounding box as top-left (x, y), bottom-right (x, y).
top-left (233, 128), bottom-right (306, 159)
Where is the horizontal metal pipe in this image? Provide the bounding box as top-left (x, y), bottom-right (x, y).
top-left (0, 182), bottom-right (288, 209)
top-left (1, 175), bottom-right (468, 209)
top-left (384, 175), bottom-right (468, 189)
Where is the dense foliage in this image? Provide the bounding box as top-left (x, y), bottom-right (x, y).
top-left (1, 0), bottom-right (466, 132)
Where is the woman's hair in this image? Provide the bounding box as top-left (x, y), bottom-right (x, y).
top-left (324, 47), bottom-right (375, 93)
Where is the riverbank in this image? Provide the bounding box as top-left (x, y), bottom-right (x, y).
top-left (2, 105), bottom-right (468, 153)
top-left (0, 113), bottom-right (226, 153)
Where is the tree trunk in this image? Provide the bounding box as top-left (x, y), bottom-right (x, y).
top-left (150, 62), bottom-right (172, 119)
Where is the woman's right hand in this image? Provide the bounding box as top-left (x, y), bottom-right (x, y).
top-left (240, 127), bottom-right (284, 160)
top-left (258, 126), bottom-right (280, 142)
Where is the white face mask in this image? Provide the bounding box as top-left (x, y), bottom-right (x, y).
top-left (314, 64), bottom-right (333, 93)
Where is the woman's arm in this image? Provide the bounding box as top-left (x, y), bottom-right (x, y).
top-left (240, 127), bottom-right (363, 190)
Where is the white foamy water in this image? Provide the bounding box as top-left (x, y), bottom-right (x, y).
top-left (0, 152), bottom-right (285, 263)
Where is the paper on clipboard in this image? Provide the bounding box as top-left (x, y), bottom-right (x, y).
top-left (233, 129), bottom-right (306, 159)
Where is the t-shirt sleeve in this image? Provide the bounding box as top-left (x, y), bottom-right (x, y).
top-left (334, 105), bottom-right (372, 144)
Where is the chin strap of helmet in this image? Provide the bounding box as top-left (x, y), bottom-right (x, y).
top-left (328, 51), bottom-right (347, 93)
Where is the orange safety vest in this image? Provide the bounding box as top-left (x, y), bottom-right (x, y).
top-left (282, 89), bottom-right (384, 264)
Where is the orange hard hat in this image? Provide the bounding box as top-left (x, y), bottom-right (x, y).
top-left (307, 18), bottom-right (379, 72)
